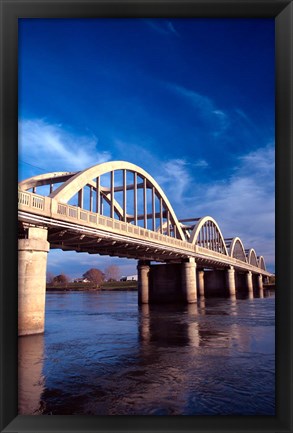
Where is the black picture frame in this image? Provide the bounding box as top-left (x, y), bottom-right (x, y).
top-left (0, 1), bottom-right (292, 432)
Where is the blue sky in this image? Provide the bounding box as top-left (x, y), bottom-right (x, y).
top-left (18, 18), bottom-right (275, 277)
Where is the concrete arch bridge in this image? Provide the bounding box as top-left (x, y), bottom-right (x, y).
top-left (18, 161), bottom-right (272, 335)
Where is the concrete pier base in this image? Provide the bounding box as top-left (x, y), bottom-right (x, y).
top-left (226, 266), bottom-right (236, 296)
top-left (18, 227), bottom-right (49, 336)
top-left (143, 260), bottom-right (197, 304)
top-left (197, 270), bottom-right (205, 298)
top-left (181, 258), bottom-right (197, 303)
top-left (137, 260), bottom-right (150, 304)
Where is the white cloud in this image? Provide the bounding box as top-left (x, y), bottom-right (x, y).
top-left (19, 118), bottom-right (111, 176)
top-left (193, 159), bottom-right (209, 169)
top-left (170, 84), bottom-right (214, 112)
top-left (156, 159), bottom-right (191, 203)
top-left (238, 143), bottom-right (275, 177)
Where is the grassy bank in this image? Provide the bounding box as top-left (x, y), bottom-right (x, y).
top-left (47, 280), bottom-right (137, 292)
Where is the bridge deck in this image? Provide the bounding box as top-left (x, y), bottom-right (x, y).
top-left (18, 191), bottom-right (271, 276)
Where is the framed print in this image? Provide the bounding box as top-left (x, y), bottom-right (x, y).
top-left (0, 0), bottom-right (292, 432)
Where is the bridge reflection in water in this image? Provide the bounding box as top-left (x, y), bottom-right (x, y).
top-left (18, 290), bottom-right (275, 415)
top-left (18, 161), bottom-right (272, 336)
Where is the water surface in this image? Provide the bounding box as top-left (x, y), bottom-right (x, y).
top-left (19, 290), bottom-right (275, 415)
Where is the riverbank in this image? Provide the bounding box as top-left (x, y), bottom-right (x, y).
top-left (47, 281), bottom-right (274, 292)
top-left (46, 280), bottom-right (137, 292)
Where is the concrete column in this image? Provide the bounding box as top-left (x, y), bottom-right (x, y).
top-left (258, 274), bottom-right (264, 290)
top-left (18, 334), bottom-right (44, 414)
top-left (182, 258), bottom-right (197, 303)
top-left (137, 260), bottom-right (150, 304)
top-left (258, 274), bottom-right (264, 298)
top-left (197, 269), bottom-right (205, 298)
top-left (226, 266), bottom-right (236, 296)
top-left (246, 271), bottom-right (253, 294)
top-left (18, 227), bottom-right (49, 336)
top-left (139, 304), bottom-right (150, 343)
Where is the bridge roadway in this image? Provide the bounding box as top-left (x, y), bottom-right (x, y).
top-left (18, 161), bottom-right (272, 337)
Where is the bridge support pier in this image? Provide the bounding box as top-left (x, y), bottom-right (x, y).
top-left (182, 258), bottom-right (197, 303)
top-left (137, 260), bottom-right (150, 304)
top-left (18, 227), bottom-right (49, 336)
top-left (226, 266), bottom-right (236, 296)
top-left (258, 274), bottom-right (263, 290)
top-left (246, 271), bottom-right (253, 295)
top-left (197, 269), bottom-right (205, 298)
top-left (258, 274), bottom-right (264, 298)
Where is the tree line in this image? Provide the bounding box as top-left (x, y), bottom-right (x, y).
top-left (47, 265), bottom-right (120, 286)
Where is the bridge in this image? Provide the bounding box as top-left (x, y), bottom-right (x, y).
top-left (18, 161), bottom-right (272, 336)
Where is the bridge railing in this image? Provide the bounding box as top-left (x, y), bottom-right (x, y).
top-left (18, 190), bottom-right (51, 213)
top-left (18, 190), bottom-right (270, 275)
top-left (19, 190), bottom-right (194, 253)
top-left (54, 200), bottom-right (195, 252)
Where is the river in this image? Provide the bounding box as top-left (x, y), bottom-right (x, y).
top-left (18, 289), bottom-right (275, 415)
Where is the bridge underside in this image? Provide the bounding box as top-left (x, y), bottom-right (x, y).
top-left (18, 220), bottom-right (187, 263)
top-left (18, 218), bottom-right (268, 273)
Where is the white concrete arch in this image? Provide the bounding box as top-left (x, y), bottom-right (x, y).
top-left (49, 161), bottom-right (186, 240)
top-left (189, 216), bottom-right (228, 255)
top-left (19, 172), bottom-right (76, 191)
top-left (247, 248), bottom-right (258, 266)
top-left (229, 237), bottom-right (247, 262)
top-left (258, 256), bottom-right (266, 270)
top-left (156, 221), bottom-right (191, 240)
top-left (19, 170), bottom-right (130, 221)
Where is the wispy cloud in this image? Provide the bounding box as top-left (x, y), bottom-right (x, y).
top-left (238, 143), bottom-right (275, 177)
top-left (145, 19), bottom-right (180, 37)
top-left (167, 21), bottom-right (179, 36)
top-left (167, 83), bottom-right (230, 137)
top-left (114, 139), bottom-right (199, 204)
top-left (193, 159), bottom-right (209, 169)
top-left (156, 159), bottom-right (191, 203)
top-left (19, 118), bottom-right (111, 177)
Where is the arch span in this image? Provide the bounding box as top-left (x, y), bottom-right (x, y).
top-left (47, 161), bottom-right (186, 240)
top-left (228, 237), bottom-right (247, 262)
top-left (247, 248), bottom-right (258, 266)
top-left (18, 172), bottom-right (76, 191)
top-left (189, 216), bottom-right (228, 255)
top-left (258, 256), bottom-right (266, 270)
